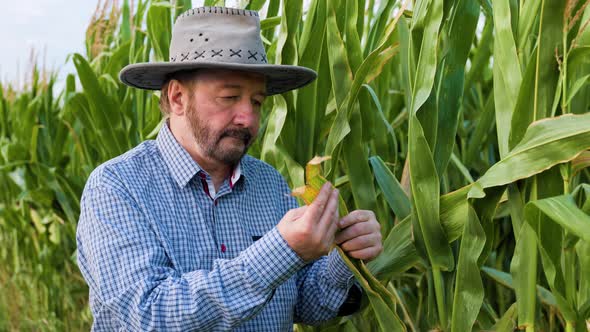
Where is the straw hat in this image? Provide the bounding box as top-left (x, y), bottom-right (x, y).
top-left (119, 6), bottom-right (317, 95)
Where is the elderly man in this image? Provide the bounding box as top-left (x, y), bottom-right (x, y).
top-left (77, 6), bottom-right (382, 331)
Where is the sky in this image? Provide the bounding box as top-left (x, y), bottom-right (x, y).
top-left (0, 0), bottom-right (247, 89)
top-left (0, 0), bottom-right (99, 87)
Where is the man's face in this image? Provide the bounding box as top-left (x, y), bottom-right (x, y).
top-left (184, 69), bottom-right (266, 166)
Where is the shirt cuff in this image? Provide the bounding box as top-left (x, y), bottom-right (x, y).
top-left (243, 227), bottom-right (306, 290)
top-left (325, 248), bottom-right (355, 289)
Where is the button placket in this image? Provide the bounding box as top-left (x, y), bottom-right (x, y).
top-left (213, 185), bottom-right (237, 255)
top-left (200, 174), bottom-right (238, 256)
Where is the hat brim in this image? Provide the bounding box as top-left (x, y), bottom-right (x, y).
top-left (119, 61), bottom-right (317, 95)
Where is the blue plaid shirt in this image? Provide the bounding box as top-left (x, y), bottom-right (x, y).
top-left (76, 121), bottom-right (356, 331)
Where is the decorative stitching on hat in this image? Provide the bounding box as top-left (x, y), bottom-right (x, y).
top-left (247, 50), bottom-right (258, 60)
top-left (177, 7), bottom-right (258, 19)
top-left (194, 50), bottom-right (205, 59)
top-left (230, 49), bottom-right (242, 57)
top-left (173, 48), bottom-right (268, 62)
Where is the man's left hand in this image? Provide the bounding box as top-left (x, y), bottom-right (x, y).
top-left (334, 210), bottom-right (383, 261)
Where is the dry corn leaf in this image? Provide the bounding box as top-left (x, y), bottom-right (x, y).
top-left (292, 156), bottom-right (405, 331)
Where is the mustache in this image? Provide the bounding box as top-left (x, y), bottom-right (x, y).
top-left (220, 128), bottom-right (252, 144)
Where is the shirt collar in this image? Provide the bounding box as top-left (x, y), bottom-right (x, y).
top-left (156, 120), bottom-right (246, 188)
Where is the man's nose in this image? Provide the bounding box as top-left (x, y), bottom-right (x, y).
top-left (233, 99), bottom-right (258, 127)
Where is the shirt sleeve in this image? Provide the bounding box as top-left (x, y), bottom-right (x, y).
top-left (76, 181), bottom-right (306, 331)
top-left (276, 175), bottom-right (358, 324)
top-left (293, 249), bottom-right (357, 324)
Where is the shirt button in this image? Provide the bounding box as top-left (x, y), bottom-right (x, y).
top-left (221, 244), bottom-right (227, 253)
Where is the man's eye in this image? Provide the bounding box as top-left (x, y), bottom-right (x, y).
top-left (252, 99), bottom-right (262, 107)
top-left (222, 96), bottom-right (239, 100)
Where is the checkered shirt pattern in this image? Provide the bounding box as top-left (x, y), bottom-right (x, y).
top-left (76, 121), bottom-right (356, 331)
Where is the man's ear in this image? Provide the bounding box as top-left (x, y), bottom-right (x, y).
top-left (168, 80), bottom-right (189, 116)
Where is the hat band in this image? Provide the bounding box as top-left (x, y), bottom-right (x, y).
top-left (170, 48), bottom-right (267, 64)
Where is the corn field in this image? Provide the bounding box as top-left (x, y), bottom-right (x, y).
top-left (1, 0), bottom-right (590, 330)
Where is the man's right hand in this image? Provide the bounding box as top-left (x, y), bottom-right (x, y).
top-left (276, 183), bottom-right (340, 262)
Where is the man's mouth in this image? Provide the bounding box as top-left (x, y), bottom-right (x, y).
top-left (221, 129), bottom-right (252, 145)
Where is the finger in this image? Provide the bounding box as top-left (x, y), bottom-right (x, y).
top-left (347, 246), bottom-right (383, 261)
top-left (304, 182), bottom-right (333, 223)
top-left (339, 233), bottom-right (381, 252)
top-left (318, 188), bottom-right (339, 233)
top-left (334, 221), bottom-right (378, 244)
top-left (338, 210), bottom-right (375, 229)
top-left (326, 207), bottom-right (340, 243)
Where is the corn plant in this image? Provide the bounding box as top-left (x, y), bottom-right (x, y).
top-left (1, 0), bottom-right (590, 330)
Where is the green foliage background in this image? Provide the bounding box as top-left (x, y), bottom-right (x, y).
top-left (1, 0), bottom-right (590, 331)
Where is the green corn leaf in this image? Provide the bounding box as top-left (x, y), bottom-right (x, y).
top-left (367, 216), bottom-right (419, 280)
top-left (121, 0), bottom-right (132, 43)
top-left (440, 184), bottom-right (472, 242)
top-left (294, 0), bottom-right (326, 164)
top-left (469, 113), bottom-right (590, 198)
top-left (432, 0), bottom-right (479, 175)
top-left (526, 194), bottom-right (590, 243)
top-left (577, 240), bottom-right (590, 318)
top-left (146, 2), bottom-right (173, 62)
top-left (509, 0), bottom-right (564, 149)
top-left (369, 155), bottom-right (411, 220)
top-left (173, 0), bottom-right (192, 19)
top-left (325, 0), bottom-right (353, 110)
top-left (261, 95), bottom-right (288, 168)
top-left (260, 16), bottom-right (281, 30)
top-left (510, 221), bottom-right (538, 331)
top-left (516, 0), bottom-right (541, 51)
top-left (343, 105), bottom-right (377, 211)
top-left (492, 0), bottom-right (522, 158)
top-left (275, 0), bottom-right (301, 66)
top-left (482, 266), bottom-right (558, 308)
top-left (324, 1), bottom-right (401, 164)
top-left (450, 206), bottom-right (485, 332)
top-left (104, 42), bottom-right (131, 84)
top-left (491, 303), bottom-right (518, 332)
top-left (566, 74), bottom-right (590, 106)
top-left (527, 203), bottom-right (577, 322)
top-left (344, 0), bottom-right (362, 74)
top-left (363, 84), bottom-right (398, 162)
top-left (409, 114), bottom-right (454, 271)
top-left (72, 54), bottom-right (126, 157)
top-left (409, 0), bottom-right (444, 115)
